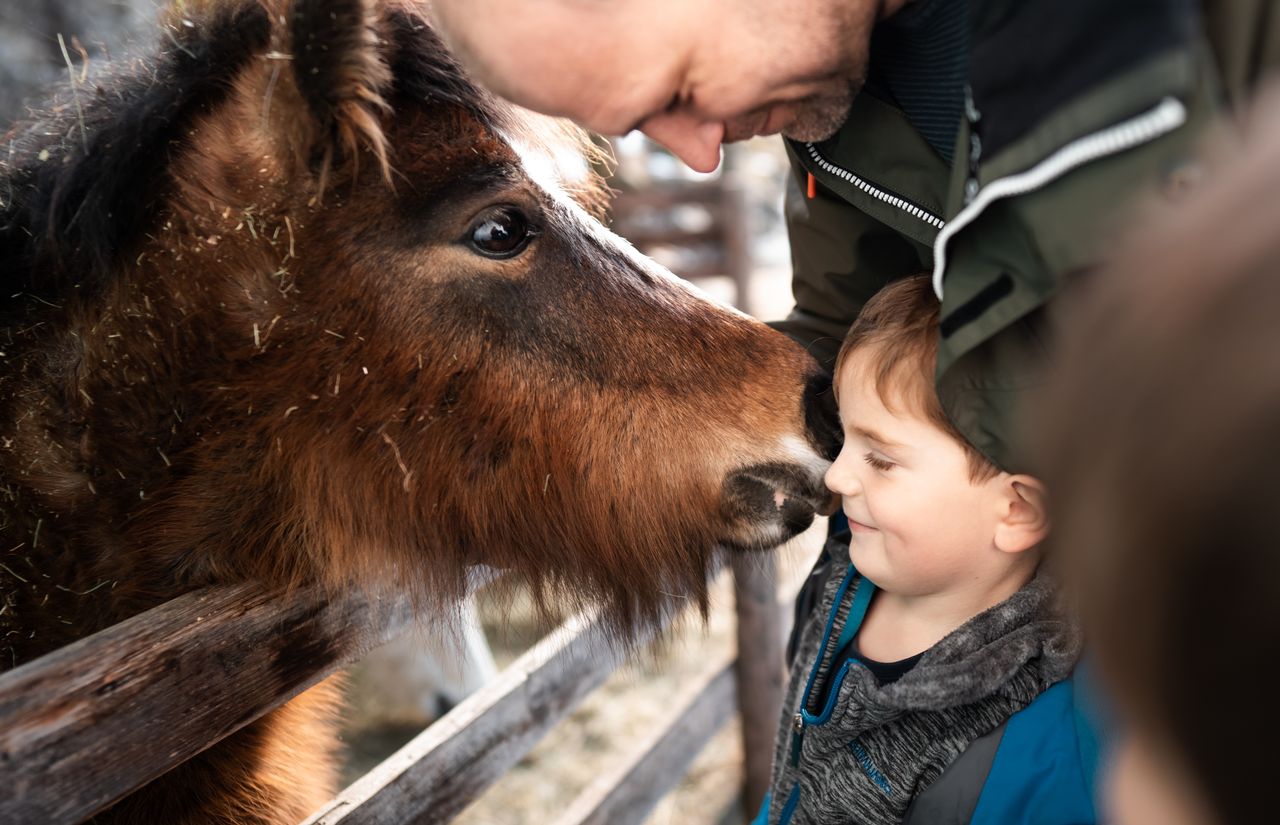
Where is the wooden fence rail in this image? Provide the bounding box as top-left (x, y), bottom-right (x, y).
top-left (0, 553), bottom-right (792, 825)
top-left (556, 640), bottom-right (738, 825)
top-left (0, 584), bottom-right (416, 824)
top-left (304, 603), bottom-right (670, 824)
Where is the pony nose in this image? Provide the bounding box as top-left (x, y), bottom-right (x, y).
top-left (723, 462), bottom-right (838, 547)
top-left (803, 372), bottom-right (842, 461)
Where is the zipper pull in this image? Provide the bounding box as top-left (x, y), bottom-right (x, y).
top-left (806, 172), bottom-right (816, 199)
top-left (789, 713), bottom-right (805, 766)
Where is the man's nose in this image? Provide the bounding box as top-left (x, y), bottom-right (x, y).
top-left (639, 112), bottom-right (725, 173)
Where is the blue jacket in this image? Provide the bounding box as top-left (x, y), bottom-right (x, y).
top-left (755, 539), bottom-right (1103, 825)
top-left (754, 673), bottom-right (1105, 825)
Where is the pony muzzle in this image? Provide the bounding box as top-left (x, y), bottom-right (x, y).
top-left (721, 462), bottom-right (837, 550)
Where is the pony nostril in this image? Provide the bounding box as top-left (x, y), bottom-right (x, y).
top-left (802, 372), bottom-right (841, 461)
top-left (722, 462), bottom-right (831, 547)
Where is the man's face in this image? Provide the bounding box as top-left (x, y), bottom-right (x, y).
top-left (429, 0), bottom-right (885, 172)
top-left (823, 353), bottom-right (1008, 597)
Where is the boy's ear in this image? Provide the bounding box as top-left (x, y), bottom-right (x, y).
top-left (993, 475), bottom-right (1049, 555)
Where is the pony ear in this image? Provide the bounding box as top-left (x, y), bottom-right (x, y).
top-left (289, 0), bottom-right (393, 189)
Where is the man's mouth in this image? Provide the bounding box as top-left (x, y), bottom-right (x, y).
top-left (725, 106), bottom-right (788, 142)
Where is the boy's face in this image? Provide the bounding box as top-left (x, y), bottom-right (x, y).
top-left (824, 351), bottom-right (1011, 596)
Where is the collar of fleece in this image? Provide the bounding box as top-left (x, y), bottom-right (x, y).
top-left (828, 542), bottom-right (1082, 715)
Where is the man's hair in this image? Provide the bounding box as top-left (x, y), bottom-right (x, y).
top-left (834, 274), bottom-right (1000, 482)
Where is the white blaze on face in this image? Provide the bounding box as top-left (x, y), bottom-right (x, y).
top-left (778, 434), bottom-right (833, 480)
top-left (495, 109), bottom-right (753, 321)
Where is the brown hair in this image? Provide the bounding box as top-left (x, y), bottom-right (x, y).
top-left (835, 274), bottom-right (1000, 482)
top-left (1038, 94), bottom-right (1280, 825)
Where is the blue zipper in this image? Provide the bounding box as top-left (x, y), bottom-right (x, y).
top-left (789, 568), bottom-right (876, 765)
top-left (778, 783), bottom-right (801, 825)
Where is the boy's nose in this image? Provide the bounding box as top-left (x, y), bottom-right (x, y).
top-left (639, 113), bottom-right (725, 173)
top-left (823, 451), bottom-right (862, 498)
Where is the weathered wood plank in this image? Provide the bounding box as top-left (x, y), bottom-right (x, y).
top-left (303, 602), bottom-right (671, 825)
top-left (552, 548), bottom-right (814, 825)
top-left (731, 553), bottom-right (785, 818)
top-left (554, 642), bottom-right (738, 825)
top-left (719, 176), bottom-right (753, 312)
top-left (302, 551), bottom-right (809, 825)
top-left (609, 184), bottom-right (727, 211)
top-left (0, 583), bottom-right (415, 824)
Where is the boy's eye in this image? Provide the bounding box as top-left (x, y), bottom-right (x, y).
top-left (863, 452), bottom-right (895, 472)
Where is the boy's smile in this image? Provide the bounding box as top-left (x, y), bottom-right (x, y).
top-left (824, 350), bottom-right (1025, 599)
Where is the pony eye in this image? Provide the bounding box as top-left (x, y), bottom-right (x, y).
top-left (467, 207), bottom-right (535, 259)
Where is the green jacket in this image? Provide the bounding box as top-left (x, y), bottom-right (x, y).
top-left (774, 0), bottom-right (1280, 471)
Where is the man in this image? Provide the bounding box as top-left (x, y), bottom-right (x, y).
top-left (430, 0), bottom-right (1278, 474)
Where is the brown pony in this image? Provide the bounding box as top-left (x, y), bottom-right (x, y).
top-left (0, 0), bottom-right (836, 821)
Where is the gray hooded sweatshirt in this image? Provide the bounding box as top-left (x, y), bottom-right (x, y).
top-left (764, 539), bottom-right (1082, 825)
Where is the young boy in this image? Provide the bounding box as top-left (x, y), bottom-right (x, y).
top-left (754, 275), bottom-right (1095, 825)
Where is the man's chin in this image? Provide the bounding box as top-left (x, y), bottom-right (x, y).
top-left (780, 90), bottom-right (859, 142)
top-left (782, 123), bottom-right (841, 142)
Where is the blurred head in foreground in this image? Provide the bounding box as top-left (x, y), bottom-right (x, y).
top-left (1038, 93), bottom-right (1280, 825)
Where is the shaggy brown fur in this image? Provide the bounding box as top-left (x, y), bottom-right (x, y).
top-left (0, 1), bottom-right (835, 821)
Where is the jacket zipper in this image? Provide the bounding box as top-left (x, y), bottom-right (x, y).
top-left (788, 572), bottom-right (874, 771)
top-left (789, 710), bottom-right (805, 766)
top-left (804, 143), bottom-right (947, 230)
top-left (778, 783), bottom-right (802, 825)
top-left (931, 96), bottom-right (1188, 299)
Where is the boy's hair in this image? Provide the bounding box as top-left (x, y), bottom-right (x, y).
top-left (834, 275), bottom-right (1000, 482)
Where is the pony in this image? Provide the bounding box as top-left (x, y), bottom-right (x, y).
top-left (0, 0), bottom-right (837, 821)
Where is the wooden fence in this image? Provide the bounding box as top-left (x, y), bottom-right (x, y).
top-left (0, 553), bottom-right (797, 824)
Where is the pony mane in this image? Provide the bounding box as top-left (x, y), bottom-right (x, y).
top-left (0, 1), bottom-right (607, 312)
top-left (384, 10), bottom-right (499, 132)
top-left (0, 4), bottom-right (272, 304)
top-left (384, 8), bottom-right (612, 214)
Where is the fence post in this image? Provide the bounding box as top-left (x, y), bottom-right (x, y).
top-left (731, 553), bottom-right (784, 821)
